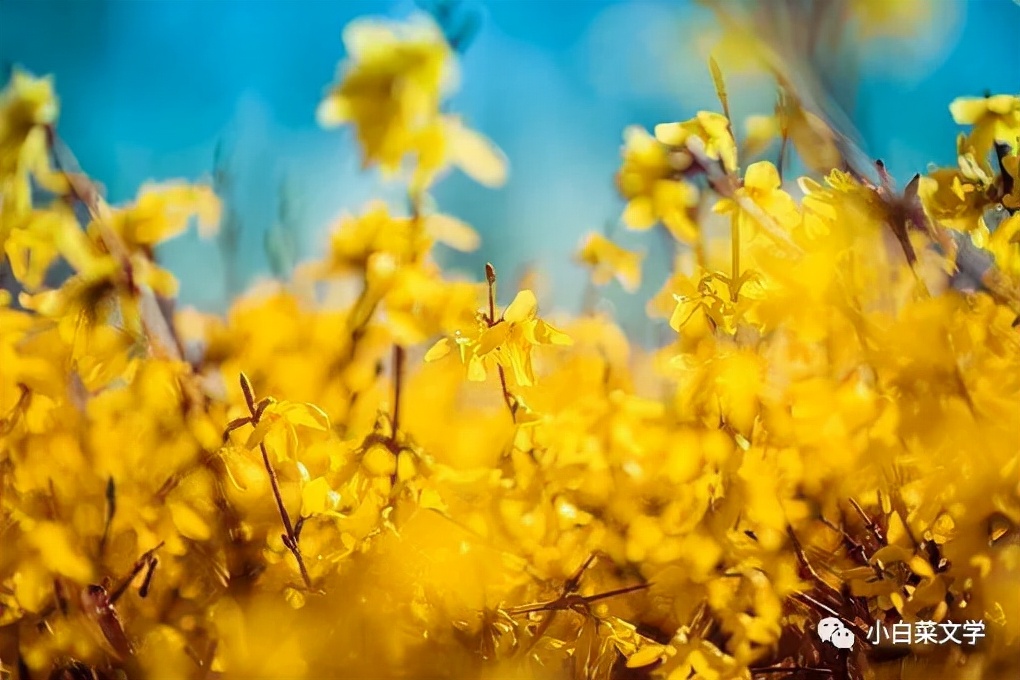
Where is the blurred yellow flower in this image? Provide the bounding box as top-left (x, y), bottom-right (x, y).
top-left (317, 14), bottom-right (505, 193)
top-left (714, 160), bottom-right (800, 233)
top-left (0, 68), bottom-right (67, 220)
top-left (616, 126), bottom-right (701, 242)
top-left (577, 233), bottom-right (643, 292)
top-left (104, 181), bottom-right (221, 248)
top-left (317, 15), bottom-right (451, 169)
top-left (655, 111), bottom-right (738, 174)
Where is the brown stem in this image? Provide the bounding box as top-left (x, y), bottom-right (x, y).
top-left (109, 541), bottom-right (164, 604)
top-left (777, 96), bottom-right (790, 184)
top-left (485, 263), bottom-right (516, 421)
top-left (257, 440), bottom-right (311, 588)
top-left (485, 262), bottom-right (497, 322)
top-left (848, 497), bottom-right (885, 546)
top-left (391, 344), bottom-right (405, 438)
top-left (496, 366), bottom-right (515, 420)
top-left (239, 373), bottom-right (312, 589)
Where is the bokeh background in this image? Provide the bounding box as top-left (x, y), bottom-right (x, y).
top-left (2, 0), bottom-right (1019, 325)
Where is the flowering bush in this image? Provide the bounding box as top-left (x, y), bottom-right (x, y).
top-left (1, 7), bottom-right (1019, 680)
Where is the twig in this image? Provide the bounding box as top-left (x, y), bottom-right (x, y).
top-left (847, 498), bottom-right (885, 546)
top-left (507, 583), bottom-right (651, 616)
top-left (109, 541), bottom-right (164, 604)
top-left (391, 344), bottom-right (405, 438)
top-left (238, 373), bottom-right (312, 589)
top-left (485, 263), bottom-right (517, 421)
top-left (787, 526), bottom-right (843, 603)
top-left (98, 476), bottom-right (116, 558)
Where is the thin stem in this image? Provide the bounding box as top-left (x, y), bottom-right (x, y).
top-left (240, 373), bottom-right (312, 589)
top-left (777, 95), bottom-right (790, 184)
top-left (391, 344), bottom-right (405, 437)
top-left (497, 368), bottom-right (514, 416)
top-left (485, 263), bottom-right (516, 421)
top-left (485, 262), bottom-right (497, 322)
top-left (730, 213), bottom-right (741, 302)
top-left (109, 541), bottom-right (164, 604)
top-left (257, 439), bottom-right (311, 588)
top-left (848, 497), bottom-right (885, 546)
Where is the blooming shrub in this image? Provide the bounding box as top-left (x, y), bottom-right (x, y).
top-left (1, 8), bottom-right (1019, 680)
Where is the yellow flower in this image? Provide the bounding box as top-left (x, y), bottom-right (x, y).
top-left (18, 219), bottom-right (176, 333)
top-left (476, 290), bottom-right (572, 386)
top-left (977, 213), bottom-right (1020, 281)
top-left (317, 15), bottom-right (450, 163)
top-left (950, 94), bottom-right (1020, 170)
top-left (315, 13), bottom-right (506, 193)
top-left (577, 233), bottom-right (643, 292)
top-left (322, 201), bottom-right (480, 276)
top-left (241, 400), bottom-right (331, 462)
top-left (616, 126), bottom-right (701, 242)
top-left (104, 181), bottom-right (221, 248)
top-left (0, 68), bottom-right (67, 219)
top-left (324, 201), bottom-right (423, 272)
top-left (917, 165), bottom-right (989, 234)
top-left (655, 111), bottom-right (738, 174)
top-left (714, 160), bottom-right (800, 233)
top-left (426, 289), bottom-right (571, 386)
top-left (2, 205), bottom-right (80, 291)
top-left (382, 268), bottom-right (481, 346)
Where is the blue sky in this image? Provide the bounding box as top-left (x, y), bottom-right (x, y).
top-left (2, 0), bottom-right (1018, 321)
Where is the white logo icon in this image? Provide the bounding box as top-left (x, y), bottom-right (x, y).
top-left (817, 617), bottom-right (855, 650)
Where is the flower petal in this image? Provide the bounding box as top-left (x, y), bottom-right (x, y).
top-left (503, 289), bottom-right (538, 324)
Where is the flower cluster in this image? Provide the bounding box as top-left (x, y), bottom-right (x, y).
top-left (1, 9), bottom-right (1018, 680)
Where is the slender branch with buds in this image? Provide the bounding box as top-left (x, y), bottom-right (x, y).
top-left (232, 373), bottom-right (313, 589)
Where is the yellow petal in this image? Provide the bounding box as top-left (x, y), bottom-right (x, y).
top-left (654, 122), bottom-right (688, 146)
top-left (467, 355), bottom-right (487, 381)
top-left (622, 196), bottom-right (657, 230)
top-left (29, 522), bottom-right (93, 583)
top-left (244, 417), bottom-right (274, 450)
top-left (949, 97), bottom-right (989, 125)
top-left (301, 477), bottom-right (334, 515)
top-left (426, 213), bottom-right (481, 252)
top-left (744, 161), bottom-right (781, 192)
top-left (136, 260), bottom-right (179, 298)
top-left (271, 401), bottom-right (331, 431)
top-left (315, 93), bottom-right (349, 127)
top-left (985, 94), bottom-right (1019, 115)
top-left (424, 337), bottom-right (453, 362)
top-left (169, 501), bottom-right (212, 541)
top-left (503, 289), bottom-right (537, 324)
top-left (449, 123), bottom-right (508, 188)
top-left (477, 322), bottom-right (510, 355)
top-left (627, 644), bottom-right (667, 669)
top-left (532, 320), bottom-right (572, 346)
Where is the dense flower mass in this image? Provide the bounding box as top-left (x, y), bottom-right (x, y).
top-left (2, 8), bottom-right (1019, 680)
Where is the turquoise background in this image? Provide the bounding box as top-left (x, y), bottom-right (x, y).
top-left (2, 0), bottom-right (1018, 323)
